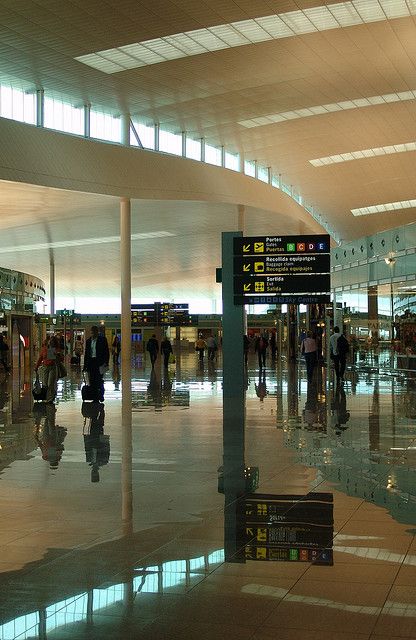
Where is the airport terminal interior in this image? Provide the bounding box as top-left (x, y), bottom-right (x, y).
top-left (1, 1), bottom-right (416, 639)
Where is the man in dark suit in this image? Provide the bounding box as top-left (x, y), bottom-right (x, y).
top-left (83, 326), bottom-right (110, 402)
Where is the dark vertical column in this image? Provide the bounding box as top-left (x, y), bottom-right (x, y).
top-left (222, 231), bottom-right (246, 562)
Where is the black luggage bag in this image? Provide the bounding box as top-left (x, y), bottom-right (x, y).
top-left (81, 384), bottom-right (98, 401)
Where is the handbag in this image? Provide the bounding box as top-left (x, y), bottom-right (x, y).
top-left (56, 360), bottom-right (67, 379)
top-left (32, 372), bottom-right (47, 401)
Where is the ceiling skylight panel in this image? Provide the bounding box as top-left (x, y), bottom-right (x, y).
top-left (294, 108), bottom-right (314, 117)
top-left (255, 15), bottom-right (294, 37)
top-left (309, 105), bottom-right (328, 114)
top-left (397, 91), bottom-right (415, 100)
top-left (98, 50), bottom-right (141, 69)
top-left (352, 199), bottom-right (416, 215)
top-left (119, 44), bottom-right (165, 64)
top-left (279, 111), bottom-right (300, 119)
top-left (304, 6), bottom-right (339, 29)
top-left (323, 102), bottom-right (343, 111)
top-left (368, 95), bottom-right (385, 104)
top-left (253, 116), bottom-right (274, 125)
top-left (208, 24), bottom-right (249, 46)
top-left (280, 10), bottom-right (317, 34)
top-left (91, 55), bottom-right (125, 73)
top-left (185, 28), bottom-right (229, 51)
top-left (231, 19), bottom-right (273, 43)
top-left (163, 34), bottom-right (207, 55)
top-left (338, 100), bottom-right (356, 109)
top-left (352, 150), bottom-right (365, 158)
top-left (340, 152), bottom-right (355, 160)
top-left (353, 0), bottom-right (386, 22)
top-left (379, 0), bottom-right (410, 18)
top-left (328, 2), bottom-right (363, 26)
top-left (268, 114), bottom-right (287, 122)
top-left (142, 39), bottom-right (186, 60)
top-left (352, 98), bottom-right (371, 107)
top-left (383, 93), bottom-right (400, 102)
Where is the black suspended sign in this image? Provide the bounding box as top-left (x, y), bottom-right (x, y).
top-left (244, 492), bottom-right (333, 565)
top-left (131, 303), bottom-right (195, 327)
top-left (232, 234), bottom-right (331, 305)
top-left (234, 274), bottom-right (330, 295)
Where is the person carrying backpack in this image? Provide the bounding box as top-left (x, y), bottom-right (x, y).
top-left (330, 326), bottom-right (350, 384)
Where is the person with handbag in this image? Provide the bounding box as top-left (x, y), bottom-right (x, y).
top-left (34, 335), bottom-right (62, 403)
top-left (83, 326), bottom-right (110, 402)
top-left (160, 336), bottom-right (173, 368)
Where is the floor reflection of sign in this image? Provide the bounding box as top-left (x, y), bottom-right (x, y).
top-left (244, 493), bottom-right (333, 565)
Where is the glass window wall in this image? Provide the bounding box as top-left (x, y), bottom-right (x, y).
top-left (205, 143), bottom-right (221, 166)
top-left (44, 97), bottom-right (83, 135)
top-left (225, 151), bottom-right (239, 171)
top-left (90, 110), bottom-right (121, 143)
top-left (186, 137), bottom-right (201, 161)
top-left (159, 128), bottom-right (182, 155)
top-left (130, 120), bottom-right (155, 149)
top-left (0, 86), bottom-right (35, 124)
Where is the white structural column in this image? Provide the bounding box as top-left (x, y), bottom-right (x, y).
top-left (121, 113), bottom-right (130, 146)
top-left (120, 197), bottom-right (133, 531)
top-left (49, 260), bottom-right (55, 315)
top-left (84, 104), bottom-right (91, 138)
top-left (36, 89), bottom-right (44, 127)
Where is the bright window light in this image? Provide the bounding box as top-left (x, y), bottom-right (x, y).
top-left (310, 140), bottom-right (416, 166)
top-left (351, 198), bottom-right (416, 216)
top-left (205, 143), bottom-right (221, 166)
top-left (225, 151), bottom-right (239, 171)
top-left (0, 85), bottom-right (36, 124)
top-left (186, 137), bottom-right (201, 160)
top-left (44, 97), bottom-right (83, 135)
top-left (131, 120), bottom-right (154, 149)
top-left (258, 166), bottom-right (269, 183)
top-left (159, 128), bottom-right (182, 155)
top-left (90, 110), bottom-right (121, 143)
top-left (75, 0), bottom-right (416, 74)
top-left (244, 160), bottom-right (256, 177)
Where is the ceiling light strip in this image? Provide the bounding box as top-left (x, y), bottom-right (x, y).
top-left (0, 231), bottom-right (175, 254)
top-left (238, 90), bottom-right (416, 128)
top-left (75, 0), bottom-right (416, 74)
top-left (351, 199), bottom-right (416, 216)
top-left (310, 140), bottom-right (416, 166)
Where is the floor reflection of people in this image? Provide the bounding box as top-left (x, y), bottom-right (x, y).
top-left (303, 380), bottom-right (319, 428)
top-left (113, 364), bottom-right (120, 391)
top-left (147, 368), bottom-right (162, 409)
top-left (331, 384), bottom-right (350, 435)
top-left (34, 403), bottom-right (67, 469)
top-left (255, 370), bottom-right (267, 402)
top-left (207, 359), bottom-right (217, 383)
top-left (83, 403), bottom-right (110, 482)
top-left (161, 370), bottom-right (173, 403)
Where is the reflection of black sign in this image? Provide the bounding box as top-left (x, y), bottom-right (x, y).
top-left (244, 493), bottom-right (333, 565)
top-left (234, 254), bottom-right (330, 275)
top-left (234, 274), bottom-right (330, 295)
top-left (234, 235), bottom-right (330, 256)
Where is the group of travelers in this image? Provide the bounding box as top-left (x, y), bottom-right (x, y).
top-left (300, 325), bottom-right (350, 384)
top-left (146, 334), bottom-right (174, 368)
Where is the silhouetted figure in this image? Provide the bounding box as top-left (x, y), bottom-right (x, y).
top-left (160, 336), bottom-right (173, 368)
top-left (83, 403), bottom-right (109, 482)
top-left (255, 334), bottom-right (268, 369)
top-left (301, 330), bottom-right (318, 382)
top-left (146, 334), bottom-right (159, 367)
top-left (83, 326), bottom-right (110, 402)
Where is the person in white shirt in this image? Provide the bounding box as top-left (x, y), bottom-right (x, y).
top-left (301, 330), bottom-right (318, 381)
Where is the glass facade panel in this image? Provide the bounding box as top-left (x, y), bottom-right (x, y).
top-left (131, 120), bottom-right (155, 149)
top-left (159, 128), bottom-right (182, 155)
top-left (0, 85), bottom-right (35, 124)
top-left (225, 151), bottom-right (239, 171)
top-left (205, 143), bottom-right (221, 166)
top-left (186, 137), bottom-right (201, 160)
top-left (44, 97), bottom-right (83, 135)
top-left (244, 160), bottom-right (255, 177)
top-left (258, 166), bottom-right (269, 183)
top-left (90, 110), bottom-right (121, 143)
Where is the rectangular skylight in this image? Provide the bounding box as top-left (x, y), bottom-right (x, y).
top-left (351, 199), bottom-right (416, 215)
top-left (75, 0), bottom-right (416, 74)
top-left (310, 140), bottom-right (416, 166)
top-left (238, 90), bottom-right (416, 128)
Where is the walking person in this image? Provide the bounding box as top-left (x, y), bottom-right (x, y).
top-left (206, 334), bottom-right (217, 361)
top-left (160, 335), bottom-right (173, 368)
top-left (301, 330), bottom-right (318, 382)
top-left (0, 334), bottom-right (9, 373)
top-left (195, 335), bottom-right (206, 361)
top-left (146, 334), bottom-right (159, 367)
top-left (255, 334), bottom-right (268, 369)
top-left (330, 326), bottom-right (349, 384)
top-left (83, 326), bottom-right (110, 402)
top-left (35, 335), bottom-right (62, 403)
top-left (111, 334), bottom-right (121, 367)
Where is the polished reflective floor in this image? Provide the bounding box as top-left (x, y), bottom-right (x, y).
top-left (1, 352), bottom-right (416, 639)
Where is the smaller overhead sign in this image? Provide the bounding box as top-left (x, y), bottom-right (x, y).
top-left (234, 274), bottom-right (330, 295)
top-left (234, 254), bottom-right (330, 275)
